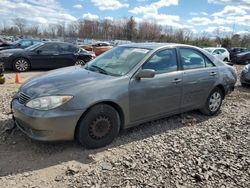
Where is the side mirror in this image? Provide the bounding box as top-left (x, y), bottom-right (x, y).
top-left (135, 69), bottom-right (155, 79)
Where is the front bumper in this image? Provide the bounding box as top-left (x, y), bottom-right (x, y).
top-left (12, 98), bottom-right (84, 141)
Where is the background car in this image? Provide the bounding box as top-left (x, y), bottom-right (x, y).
top-left (0, 39), bottom-right (41, 51)
top-left (0, 42), bottom-right (94, 72)
top-left (231, 51), bottom-right (250, 65)
top-left (240, 64), bottom-right (250, 86)
top-left (204, 47), bottom-right (230, 62)
top-left (228, 47), bottom-right (249, 60)
top-left (80, 42), bottom-right (113, 56)
top-left (12, 43), bottom-right (236, 148)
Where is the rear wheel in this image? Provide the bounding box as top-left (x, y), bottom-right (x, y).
top-left (76, 104), bottom-right (120, 149)
top-left (200, 87), bottom-right (223, 116)
top-left (75, 59), bottom-right (86, 66)
top-left (13, 58), bottom-right (30, 72)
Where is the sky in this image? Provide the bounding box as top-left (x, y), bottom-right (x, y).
top-left (0, 0), bottom-right (250, 35)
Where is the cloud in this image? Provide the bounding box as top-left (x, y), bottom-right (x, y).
top-left (129, 0), bottom-right (178, 15)
top-left (83, 13), bottom-right (99, 20)
top-left (91, 0), bottom-right (129, 11)
top-left (212, 6), bottom-right (247, 17)
top-left (73, 4), bottom-right (82, 9)
top-left (129, 0), bottom-right (181, 28)
top-left (0, 0), bottom-right (76, 25)
top-left (104, 16), bottom-right (114, 21)
top-left (204, 26), bottom-right (233, 33)
top-left (189, 12), bottom-right (208, 16)
top-left (208, 0), bottom-right (250, 6)
top-left (187, 17), bottom-right (212, 25)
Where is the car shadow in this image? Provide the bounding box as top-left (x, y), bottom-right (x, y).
top-left (235, 85), bottom-right (250, 95)
top-left (0, 110), bottom-right (214, 177)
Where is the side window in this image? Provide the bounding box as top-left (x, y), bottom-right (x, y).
top-left (180, 48), bottom-right (206, 70)
top-left (219, 49), bottom-right (225, 53)
top-left (39, 44), bottom-right (59, 54)
top-left (142, 48), bottom-right (177, 74)
top-left (59, 44), bottom-right (78, 53)
top-left (213, 49), bottom-right (220, 54)
top-left (68, 45), bottom-right (78, 53)
top-left (205, 57), bottom-right (215, 67)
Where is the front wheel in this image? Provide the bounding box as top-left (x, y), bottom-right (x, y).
top-left (200, 87), bottom-right (223, 116)
top-left (13, 58), bottom-right (30, 72)
top-left (76, 104), bottom-right (120, 149)
top-left (223, 58), bottom-right (229, 62)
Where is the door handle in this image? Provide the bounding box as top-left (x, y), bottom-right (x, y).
top-left (210, 72), bottom-right (217, 76)
top-left (53, 53), bottom-right (59, 56)
top-left (172, 78), bottom-right (182, 84)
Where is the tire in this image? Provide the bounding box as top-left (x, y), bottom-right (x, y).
top-left (13, 58), bottom-right (30, 72)
top-left (241, 82), bottom-right (248, 87)
top-left (200, 87), bottom-right (223, 116)
top-left (76, 104), bottom-right (120, 149)
top-left (75, 59), bottom-right (86, 66)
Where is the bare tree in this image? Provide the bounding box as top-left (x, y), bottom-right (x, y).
top-left (12, 18), bottom-right (27, 35)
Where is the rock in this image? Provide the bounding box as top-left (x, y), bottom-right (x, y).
top-left (192, 173), bottom-right (203, 182)
top-left (100, 162), bottom-right (113, 171)
top-left (65, 166), bottom-right (79, 176)
top-left (23, 172), bottom-right (30, 177)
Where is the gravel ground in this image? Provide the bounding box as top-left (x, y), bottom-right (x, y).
top-left (0, 66), bottom-right (249, 188)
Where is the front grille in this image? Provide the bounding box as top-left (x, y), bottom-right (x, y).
top-left (18, 92), bottom-right (31, 104)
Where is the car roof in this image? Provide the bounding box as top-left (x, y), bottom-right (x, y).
top-left (119, 42), bottom-right (197, 50)
top-left (43, 41), bottom-right (76, 46)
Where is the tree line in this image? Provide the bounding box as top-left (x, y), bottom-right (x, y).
top-left (1, 17), bottom-right (249, 48)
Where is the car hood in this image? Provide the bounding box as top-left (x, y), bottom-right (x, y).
top-left (19, 66), bottom-right (114, 98)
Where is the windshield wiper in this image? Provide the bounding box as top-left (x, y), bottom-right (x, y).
top-left (89, 65), bottom-right (109, 75)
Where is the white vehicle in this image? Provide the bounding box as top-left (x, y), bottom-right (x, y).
top-left (204, 47), bottom-right (230, 62)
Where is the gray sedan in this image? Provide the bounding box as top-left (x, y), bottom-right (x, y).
top-left (12, 43), bottom-right (237, 148)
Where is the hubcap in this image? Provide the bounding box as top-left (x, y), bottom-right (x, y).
top-left (15, 59), bottom-right (28, 71)
top-left (75, 60), bottom-right (85, 66)
top-left (209, 92), bottom-right (222, 112)
top-left (89, 116), bottom-right (112, 140)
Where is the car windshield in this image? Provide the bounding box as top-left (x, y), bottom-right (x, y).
top-left (85, 46), bottom-right (150, 76)
top-left (25, 42), bottom-right (44, 50)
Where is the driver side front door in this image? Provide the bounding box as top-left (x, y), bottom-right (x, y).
top-left (129, 48), bottom-right (183, 123)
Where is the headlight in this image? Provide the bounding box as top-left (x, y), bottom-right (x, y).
top-left (26, 96), bottom-right (73, 110)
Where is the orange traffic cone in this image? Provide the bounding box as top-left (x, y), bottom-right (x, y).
top-left (15, 72), bottom-right (22, 84)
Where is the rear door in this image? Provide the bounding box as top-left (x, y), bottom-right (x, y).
top-left (179, 47), bottom-right (218, 111)
top-left (56, 43), bottom-right (77, 67)
top-left (129, 48), bottom-right (183, 122)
